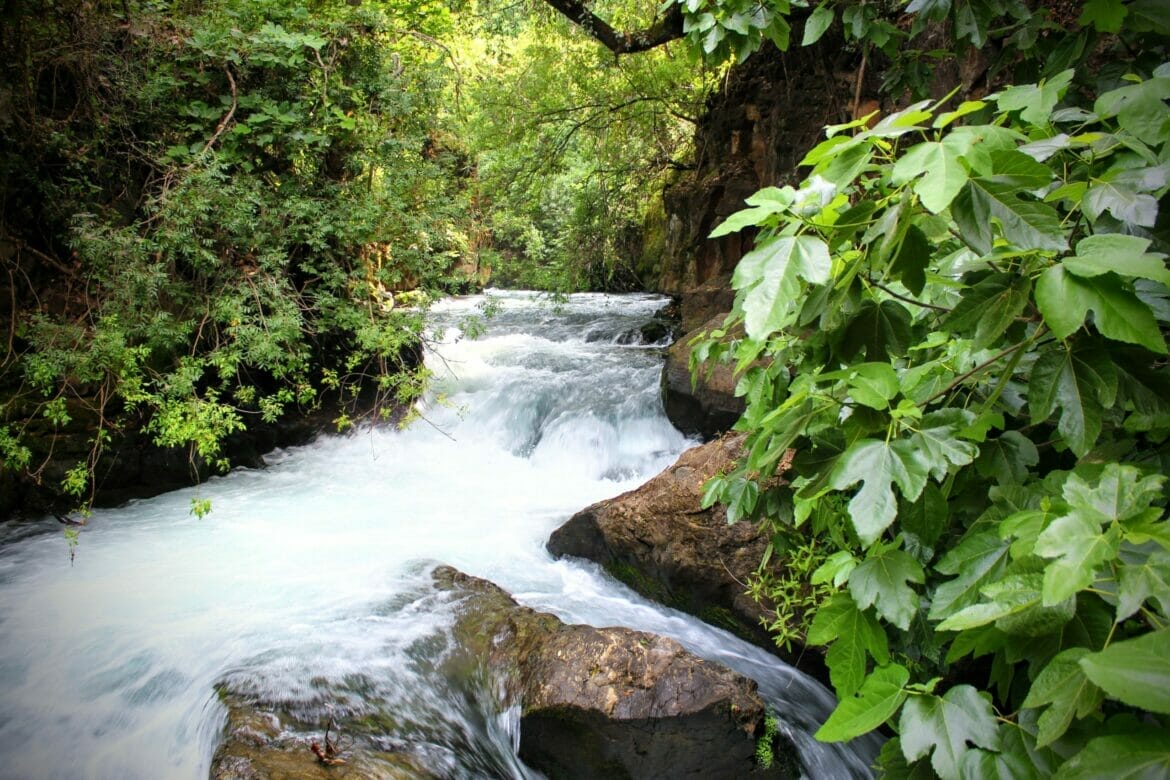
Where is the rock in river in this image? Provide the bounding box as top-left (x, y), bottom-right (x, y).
top-left (210, 565), bottom-right (796, 779)
top-left (547, 434), bottom-right (823, 680)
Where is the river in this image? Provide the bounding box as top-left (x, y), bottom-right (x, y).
top-left (0, 291), bottom-right (874, 778)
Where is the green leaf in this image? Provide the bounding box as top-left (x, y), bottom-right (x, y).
top-left (732, 235), bottom-right (832, 340)
top-left (976, 431), bottom-right (1040, 485)
top-left (1079, 0), bottom-right (1128, 32)
top-left (893, 141), bottom-right (970, 214)
top-left (996, 70), bottom-right (1074, 126)
top-left (959, 723), bottom-right (1048, 780)
top-left (1059, 731), bottom-right (1170, 779)
top-left (802, 4), bottom-right (834, 45)
top-left (902, 483), bottom-right (948, 562)
top-left (808, 592), bottom-right (890, 696)
top-left (929, 527), bottom-right (1012, 619)
top-left (907, 409), bottom-right (980, 481)
top-left (1093, 76), bottom-right (1170, 145)
top-left (709, 205), bottom-right (779, 238)
top-left (1079, 629), bottom-right (1170, 713)
top-left (745, 185), bottom-right (797, 209)
top-left (839, 300), bottom-right (914, 361)
top-left (946, 273), bottom-right (1031, 350)
top-left (1063, 463), bottom-right (1166, 527)
top-left (890, 223), bottom-right (930, 295)
top-left (1022, 648), bottom-right (1103, 748)
top-left (1084, 181), bottom-right (1159, 227)
top-left (815, 663), bottom-right (910, 742)
top-left (1037, 265), bottom-right (1167, 353)
top-left (830, 439), bottom-right (929, 545)
top-left (849, 544), bottom-right (926, 631)
top-left (1065, 235), bottom-right (1170, 287)
top-left (952, 178), bottom-right (1069, 255)
top-left (1116, 549), bottom-right (1170, 622)
top-left (934, 100), bottom-right (987, 130)
top-left (984, 149), bottom-right (1055, 190)
top-left (900, 686), bottom-right (1000, 779)
top-left (847, 362), bottom-right (901, 410)
top-left (936, 573), bottom-right (1044, 632)
top-left (1028, 342), bottom-right (1119, 457)
top-left (1034, 514), bottom-right (1120, 605)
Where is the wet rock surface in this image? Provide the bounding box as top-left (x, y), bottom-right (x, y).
top-left (211, 566), bottom-right (796, 779)
top-left (435, 566), bottom-right (795, 779)
top-left (547, 435), bottom-right (822, 680)
top-left (210, 693), bottom-right (440, 780)
top-left (662, 312), bottom-right (745, 439)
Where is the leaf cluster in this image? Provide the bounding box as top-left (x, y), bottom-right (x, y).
top-left (698, 57), bottom-right (1170, 777)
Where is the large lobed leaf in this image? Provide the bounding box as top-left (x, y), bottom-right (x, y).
top-left (732, 234), bottom-right (831, 340)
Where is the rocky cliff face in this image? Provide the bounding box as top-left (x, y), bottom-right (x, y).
top-left (646, 40), bottom-right (861, 438)
top-left (652, 40), bottom-right (859, 304)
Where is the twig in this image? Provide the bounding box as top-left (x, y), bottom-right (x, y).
top-left (870, 281), bottom-right (951, 312)
top-left (851, 43), bottom-right (869, 120)
top-left (924, 336), bottom-right (1034, 405)
top-left (195, 65), bottom-right (238, 160)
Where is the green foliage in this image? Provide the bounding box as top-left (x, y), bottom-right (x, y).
top-left (747, 534), bottom-right (835, 651)
top-left (454, 1), bottom-right (714, 290)
top-left (755, 711), bottom-right (781, 768)
top-left (1, 0), bottom-right (460, 508)
top-left (698, 57), bottom-right (1170, 776)
top-left (674, 0), bottom-right (792, 63)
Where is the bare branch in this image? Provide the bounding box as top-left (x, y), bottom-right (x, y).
top-left (542, 0), bottom-right (685, 54)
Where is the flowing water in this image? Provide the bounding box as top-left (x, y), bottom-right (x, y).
top-left (0, 291), bottom-right (876, 779)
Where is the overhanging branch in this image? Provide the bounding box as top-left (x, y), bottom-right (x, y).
top-left (542, 0), bottom-right (685, 54)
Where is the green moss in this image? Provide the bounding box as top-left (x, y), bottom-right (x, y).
top-left (605, 560), bottom-right (674, 605)
top-left (755, 712), bottom-right (779, 769)
top-left (697, 605), bottom-right (747, 636)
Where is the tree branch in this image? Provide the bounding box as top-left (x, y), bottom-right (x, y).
top-left (542, 0), bottom-right (685, 54)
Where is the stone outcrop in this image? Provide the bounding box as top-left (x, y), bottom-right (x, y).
top-left (547, 435), bottom-right (821, 680)
top-left (654, 39), bottom-right (862, 301)
top-left (211, 566), bottom-right (797, 779)
top-left (662, 312), bottom-right (745, 439)
top-left (436, 566), bottom-right (795, 779)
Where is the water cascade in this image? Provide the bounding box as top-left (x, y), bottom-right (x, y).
top-left (0, 292), bottom-right (875, 778)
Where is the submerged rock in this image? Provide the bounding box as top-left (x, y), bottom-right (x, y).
top-left (434, 566), bottom-right (795, 779)
top-left (547, 435), bottom-right (821, 679)
top-left (210, 693), bottom-right (439, 780)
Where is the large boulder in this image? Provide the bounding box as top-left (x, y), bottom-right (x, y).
top-left (547, 435), bottom-right (820, 680)
top-left (662, 312), bottom-right (745, 439)
top-left (435, 566), bottom-right (795, 779)
top-left (210, 566), bottom-right (796, 779)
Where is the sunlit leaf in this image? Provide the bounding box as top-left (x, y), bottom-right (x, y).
top-left (732, 235), bottom-right (831, 340)
top-left (900, 685), bottom-right (1000, 779)
top-left (816, 663), bottom-right (910, 742)
top-left (830, 439), bottom-right (929, 545)
top-left (1079, 629), bottom-right (1170, 713)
